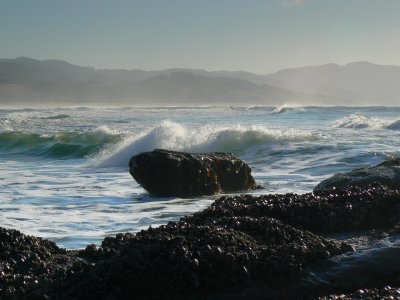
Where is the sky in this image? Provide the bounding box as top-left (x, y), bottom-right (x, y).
top-left (1, 0), bottom-right (399, 74)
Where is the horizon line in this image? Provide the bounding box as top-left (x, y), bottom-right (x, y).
top-left (2, 56), bottom-right (398, 76)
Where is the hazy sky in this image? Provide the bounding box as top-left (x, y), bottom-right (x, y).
top-left (1, 0), bottom-right (399, 74)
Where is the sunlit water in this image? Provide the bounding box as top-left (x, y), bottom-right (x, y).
top-left (1, 105), bottom-right (400, 249)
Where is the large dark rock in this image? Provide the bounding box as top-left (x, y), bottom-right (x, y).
top-left (129, 149), bottom-right (257, 197)
top-left (314, 158), bottom-right (400, 192)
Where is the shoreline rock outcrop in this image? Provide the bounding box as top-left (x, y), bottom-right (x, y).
top-left (2, 184), bottom-right (400, 299)
top-left (202, 184), bottom-right (400, 234)
top-left (0, 227), bottom-right (83, 298)
top-left (314, 158), bottom-right (400, 192)
top-left (129, 149), bottom-right (257, 197)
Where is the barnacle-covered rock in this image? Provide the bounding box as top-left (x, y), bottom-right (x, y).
top-left (3, 184), bottom-right (400, 299)
top-left (62, 216), bottom-right (349, 299)
top-left (0, 227), bottom-right (84, 299)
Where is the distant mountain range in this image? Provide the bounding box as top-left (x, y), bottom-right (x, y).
top-left (0, 57), bottom-right (399, 105)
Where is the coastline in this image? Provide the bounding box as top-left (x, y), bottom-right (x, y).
top-left (1, 184), bottom-right (400, 299)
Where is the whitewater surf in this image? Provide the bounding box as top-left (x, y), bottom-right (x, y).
top-left (1, 105), bottom-right (400, 249)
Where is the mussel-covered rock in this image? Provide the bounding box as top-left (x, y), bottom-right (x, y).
top-left (59, 217), bottom-right (349, 299)
top-left (314, 158), bottom-right (400, 191)
top-left (129, 149), bottom-right (256, 197)
top-left (3, 185), bottom-right (400, 299)
top-left (196, 184), bottom-right (400, 234)
top-left (0, 227), bottom-right (84, 299)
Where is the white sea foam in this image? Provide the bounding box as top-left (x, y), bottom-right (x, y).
top-left (272, 104), bottom-right (294, 114)
top-left (90, 125), bottom-right (120, 136)
top-left (2, 106), bottom-right (400, 250)
top-left (2, 112), bottom-right (30, 125)
top-left (331, 113), bottom-right (400, 130)
top-left (331, 114), bottom-right (388, 129)
top-left (92, 121), bottom-right (189, 168)
top-left (93, 121), bottom-right (315, 168)
top-left (0, 111), bottom-right (62, 130)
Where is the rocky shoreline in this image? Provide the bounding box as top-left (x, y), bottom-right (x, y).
top-left (1, 183), bottom-right (400, 299)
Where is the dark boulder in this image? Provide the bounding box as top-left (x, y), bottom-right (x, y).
top-left (129, 149), bottom-right (257, 197)
top-left (314, 158), bottom-right (400, 192)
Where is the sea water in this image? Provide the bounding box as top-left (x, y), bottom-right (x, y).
top-left (1, 105), bottom-right (400, 249)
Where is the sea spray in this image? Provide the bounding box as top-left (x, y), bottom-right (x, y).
top-left (272, 103), bottom-right (294, 114)
top-left (331, 113), bottom-right (388, 129)
top-left (94, 121), bottom-right (316, 168)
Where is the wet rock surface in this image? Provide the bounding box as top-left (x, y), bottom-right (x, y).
top-left (196, 184), bottom-right (400, 234)
top-left (314, 158), bottom-right (400, 191)
top-left (1, 185), bottom-right (400, 299)
top-left (129, 149), bottom-right (256, 197)
top-left (319, 286), bottom-right (400, 299)
top-left (289, 234), bottom-right (400, 299)
top-left (0, 227), bottom-right (84, 299)
top-left (63, 217), bottom-right (348, 299)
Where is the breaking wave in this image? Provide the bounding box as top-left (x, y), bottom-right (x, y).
top-left (331, 114), bottom-right (387, 129)
top-left (331, 114), bottom-right (400, 130)
top-left (39, 114), bottom-right (71, 120)
top-left (0, 126), bottom-right (121, 158)
top-left (94, 121), bottom-right (316, 168)
top-left (272, 104), bottom-right (294, 114)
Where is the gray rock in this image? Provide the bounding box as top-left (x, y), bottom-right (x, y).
top-left (314, 158), bottom-right (400, 191)
top-left (129, 149), bottom-right (256, 197)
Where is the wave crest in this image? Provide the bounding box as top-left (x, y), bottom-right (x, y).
top-left (0, 126), bottom-right (121, 158)
top-left (331, 114), bottom-right (386, 129)
top-left (272, 104), bottom-right (294, 114)
top-left (94, 121), bottom-right (315, 168)
top-left (40, 114), bottom-right (71, 120)
top-left (331, 114), bottom-right (400, 130)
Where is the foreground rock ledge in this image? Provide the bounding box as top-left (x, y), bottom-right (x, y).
top-left (129, 149), bottom-right (257, 197)
top-left (2, 185), bottom-right (400, 299)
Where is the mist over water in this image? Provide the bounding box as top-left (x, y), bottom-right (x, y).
top-left (1, 105), bottom-right (400, 249)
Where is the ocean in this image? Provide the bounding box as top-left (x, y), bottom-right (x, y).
top-left (1, 105), bottom-right (400, 249)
